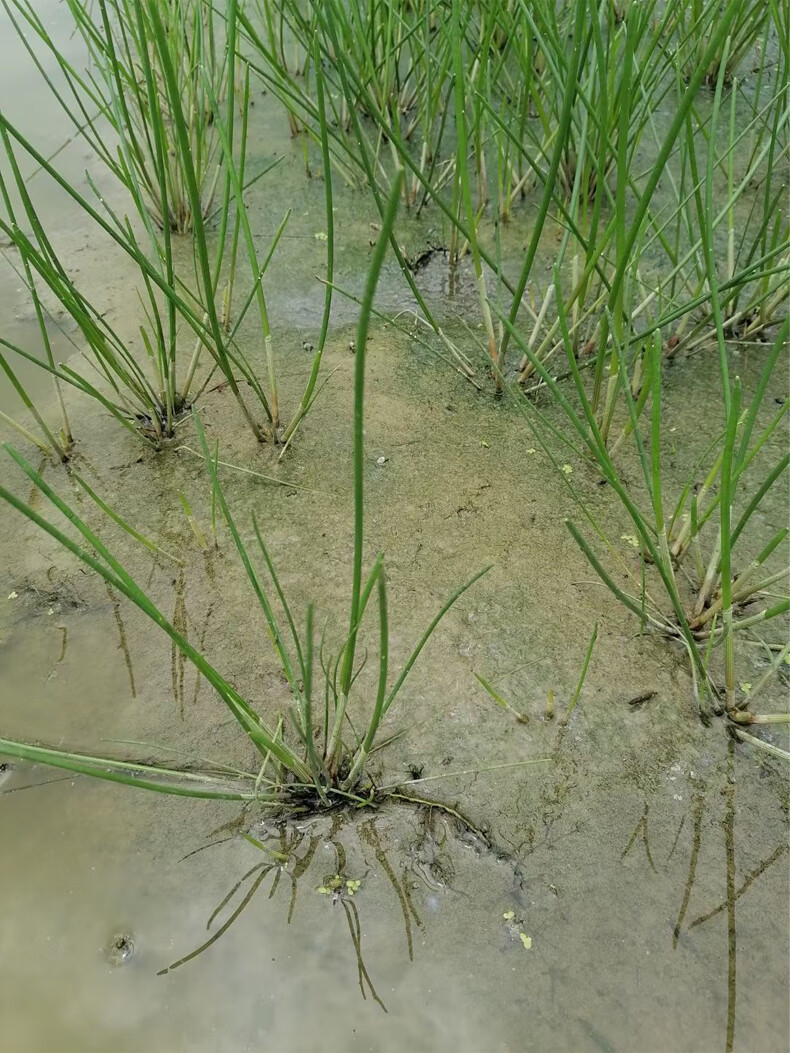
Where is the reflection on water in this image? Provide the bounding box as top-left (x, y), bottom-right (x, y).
top-left (156, 806), bottom-right (501, 1015)
top-left (668, 741), bottom-right (789, 1053)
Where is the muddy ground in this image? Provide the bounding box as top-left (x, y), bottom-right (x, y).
top-left (0, 7), bottom-right (788, 1051)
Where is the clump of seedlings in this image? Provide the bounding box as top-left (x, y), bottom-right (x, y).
top-left (0, 0), bottom-right (337, 451)
top-left (0, 7), bottom-right (274, 448)
top-left (673, 0), bottom-right (771, 87)
top-left (252, 0), bottom-right (785, 400)
top-left (4, 0), bottom-right (786, 447)
top-left (0, 178), bottom-right (491, 807)
top-left (510, 282), bottom-right (788, 744)
top-left (3, 0), bottom-right (237, 233)
top-left (494, 39), bottom-right (788, 746)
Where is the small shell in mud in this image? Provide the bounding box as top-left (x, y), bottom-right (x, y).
top-left (105, 932), bottom-right (135, 966)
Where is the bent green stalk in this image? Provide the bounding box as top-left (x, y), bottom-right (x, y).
top-left (561, 622), bottom-right (599, 725)
top-left (0, 739), bottom-right (266, 801)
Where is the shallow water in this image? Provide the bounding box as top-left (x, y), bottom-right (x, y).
top-left (0, 6), bottom-right (788, 1052)
top-left (1, 332), bottom-right (787, 1052)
